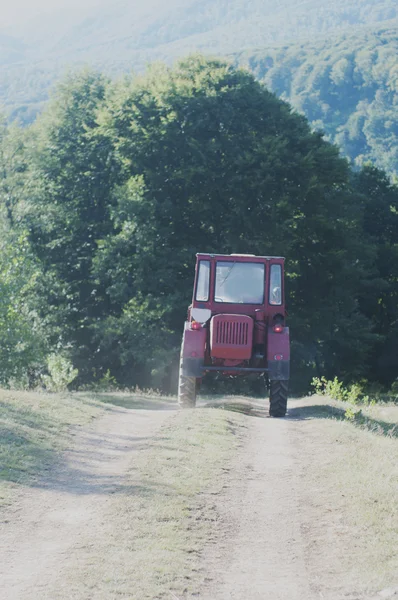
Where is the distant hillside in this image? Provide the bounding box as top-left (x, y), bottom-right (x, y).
top-left (3, 0), bottom-right (397, 64)
top-left (234, 23), bottom-right (398, 176)
top-left (0, 34), bottom-right (25, 66)
top-left (0, 0), bottom-right (397, 173)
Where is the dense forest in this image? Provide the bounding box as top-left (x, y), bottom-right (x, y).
top-left (1, 0), bottom-right (397, 177)
top-left (1, 57), bottom-right (398, 394)
top-left (236, 24), bottom-right (398, 177)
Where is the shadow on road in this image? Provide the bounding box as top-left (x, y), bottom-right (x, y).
top-left (201, 399), bottom-right (269, 418)
top-left (0, 392), bottom-right (176, 491)
top-left (79, 392), bottom-right (177, 411)
top-left (201, 398), bottom-right (398, 439)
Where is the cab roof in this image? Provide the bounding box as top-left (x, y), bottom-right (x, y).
top-left (196, 253), bottom-right (285, 260)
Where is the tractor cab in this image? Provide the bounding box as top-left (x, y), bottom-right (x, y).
top-left (178, 253), bottom-right (290, 416)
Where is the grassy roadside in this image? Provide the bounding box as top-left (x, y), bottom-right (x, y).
top-left (293, 396), bottom-right (398, 596)
top-left (1, 387), bottom-right (247, 598)
top-left (0, 389), bottom-right (107, 505)
top-left (0, 388), bottom-right (246, 599)
top-left (5, 387), bottom-right (395, 598)
top-left (52, 406), bottom-right (247, 600)
top-left (0, 388), bottom-right (174, 507)
top-left (328, 400), bottom-right (398, 589)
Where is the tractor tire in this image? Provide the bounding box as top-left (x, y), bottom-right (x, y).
top-left (178, 371), bottom-right (197, 408)
top-left (269, 380), bottom-right (288, 417)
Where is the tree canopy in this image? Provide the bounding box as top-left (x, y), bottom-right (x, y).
top-left (235, 25), bottom-right (398, 177)
top-left (1, 57), bottom-right (398, 392)
top-left (1, 2), bottom-right (397, 178)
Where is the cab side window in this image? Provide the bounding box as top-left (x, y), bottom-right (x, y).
top-left (269, 264), bottom-right (282, 305)
top-left (196, 261), bottom-right (210, 301)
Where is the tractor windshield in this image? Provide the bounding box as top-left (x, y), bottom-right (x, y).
top-left (215, 262), bottom-right (265, 304)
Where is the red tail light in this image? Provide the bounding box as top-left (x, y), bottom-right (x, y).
top-left (273, 323), bottom-right (283, 333)
top-left (191, 321), bottom-right (202, 330)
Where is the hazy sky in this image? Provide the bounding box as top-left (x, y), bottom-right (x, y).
top-left (0, 0), bottom-right (173, 30)
top-left (0, 0), bottom-right (110, 28)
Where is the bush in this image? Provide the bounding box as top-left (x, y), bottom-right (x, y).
top-left (42, 354), bottom-right (78, 392)
top-left (311, 376), bottom-right (373, 406)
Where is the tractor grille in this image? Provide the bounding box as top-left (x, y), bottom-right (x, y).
top-left (210, 314), bottom-right (253, 360)
top-left (215, 320), bottom-right (249, 346)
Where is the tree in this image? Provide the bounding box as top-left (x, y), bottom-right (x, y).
top-left (240, 27), bottom-right (398, 178)
top-left (7, 57), bottom-right (391, 393)
top-left (94, 56), bottom-right (375, 390)
top-left (354, 165), bottom-right (398, 386)
top-left (0, 117), bottom-right (49, 385)
top-left (22, 70), bottom-right (121, 381)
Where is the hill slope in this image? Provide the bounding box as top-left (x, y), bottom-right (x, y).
top-left (0, 0), bottom-right (397, 173)
top-left (3, 0), bottom-right (397, 65)
top-left (235, 23), bottom-right (398, 175)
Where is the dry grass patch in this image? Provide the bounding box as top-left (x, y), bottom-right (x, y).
top-left (0, 389), bottom-right (107, 505)
top-left (294, 397), bottom-right (398, 597)
top-left (327, 420), bottom-right (398, 588)
top-left (0, 388), bottom-right (177, 507)
top-left (52, 407), bottom-right (247, 600)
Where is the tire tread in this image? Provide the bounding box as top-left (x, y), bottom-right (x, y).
top-left (178, 361), bottom-right (197, 408)
top-left (269, 380), bottom-right (288, 417)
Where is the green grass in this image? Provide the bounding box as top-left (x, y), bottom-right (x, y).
top-left (328, 422), bottom-right (397, 589)
top-left (52, 407), bottom-right (247, 600)
top-left (290, 399), bottom-right (398, 438)
top-left (293, 396), bottom-right (398, 593)
top-left (0, 388), bottom-right (177, 506)
top-left (0, 389), bottom-right (105, 505)
top-left (0, 388), bottom-right (247, 598)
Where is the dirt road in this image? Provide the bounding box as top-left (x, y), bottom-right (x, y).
top-left (197, 399), bottom-right (398, 600)
top-left (0, 402), bottom-right (174, 600)
top-left (0, 396), bottom-right (396, 600)
top-left (197, 409), bottom-right (312, 600)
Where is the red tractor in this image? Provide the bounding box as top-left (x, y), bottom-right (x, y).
top-left (178, 253), bottom-right (290, 416)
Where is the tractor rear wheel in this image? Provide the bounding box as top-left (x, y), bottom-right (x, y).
top-left (178, 370), bottom-right (197, 408)
top-left (269, 380), bottom-right (288, 417)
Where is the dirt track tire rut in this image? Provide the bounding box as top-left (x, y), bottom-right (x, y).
top-left (197, 405), bottom-right (312, 600)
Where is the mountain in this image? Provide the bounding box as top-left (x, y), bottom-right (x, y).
top-left (3, 0), bottom-right (397, 65)
top-left (234, 22), bottom-right (398, 175)
top-left (0, 33), bottom-right (26, 66)
top-left (0, 0), bottom-right (397, 173)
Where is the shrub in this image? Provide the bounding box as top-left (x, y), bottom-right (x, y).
top-left (311, 376), bottom-right (373, 409)
top-left (42, 354), bottom-right (78, 392)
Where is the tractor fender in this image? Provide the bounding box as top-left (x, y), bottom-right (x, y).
top-left (267, 326), bottom-right (290, 380)
top-left (181, 322), bottom-right (206, 377)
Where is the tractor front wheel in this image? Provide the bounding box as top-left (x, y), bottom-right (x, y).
top-left (269, 380), bottom-right (288, 417)
top-left (178, 370), bottom-right (197, 408)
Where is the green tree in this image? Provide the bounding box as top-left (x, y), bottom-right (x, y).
top-left (95, 56), bottom-right (376, 390)
top-left (23, 71), bottom-right (120, 381)
top-left (239, 27), bottom-right (398, 178)
top-left (8, 57), bottom-right (391, 393)
top-left (0, 117), bottom-right (49, 385)
top-left (354, 165), bottom-right (398, 386)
